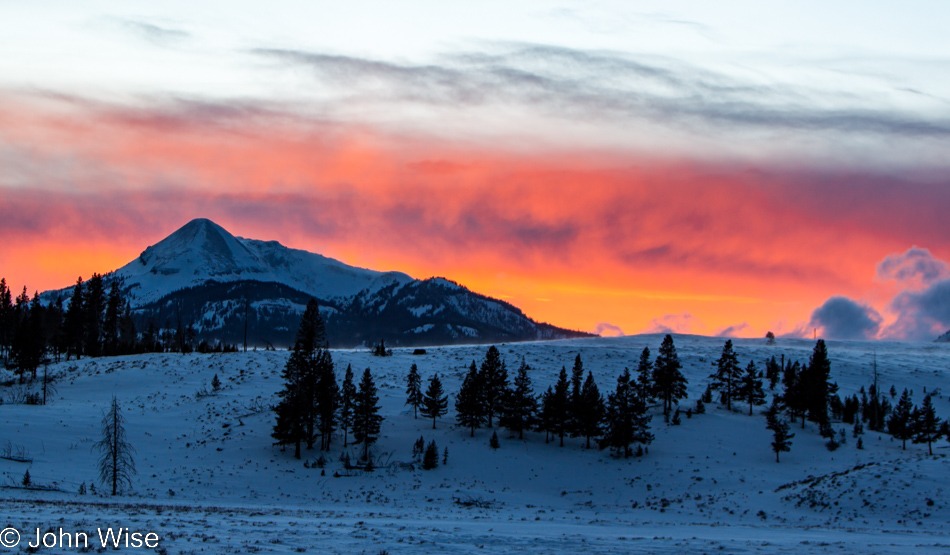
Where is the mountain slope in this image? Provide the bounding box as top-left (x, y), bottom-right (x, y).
top-left (113, 218), bottom-right (412, 305)
top-left (45, 218), bottom-right (591, 347)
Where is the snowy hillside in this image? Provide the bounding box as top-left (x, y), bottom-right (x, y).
top-left (2, 334), bottom-right (950, 553)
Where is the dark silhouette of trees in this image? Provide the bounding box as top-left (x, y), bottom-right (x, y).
top-left (766, 398), bottom-right (793, 462)
top-left (405, 363), bottom-right (423, 419)
top-left (421, 373), bottom-right (449, 429)
top-left (352, 367), bottom-right (383, 461)
top-left (499, 358), bottom-right (536, 439)
top-left (653, 334), bottom-right (687, 415)
top-left (710, 340), bottom-right (741, 410)
top-left (600, 368), bottom-right (652, 457)
top-left (480, 346), bottom-right (508, 428)
top-left (887, 389), bottom-right (914, 450)
top-left (737, 360), bottom-right (766, 415)
top-left (455, 361), bottom-right (485, 436)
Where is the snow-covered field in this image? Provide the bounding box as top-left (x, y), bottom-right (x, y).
top-left (2, 334), bottom-right (950, 553)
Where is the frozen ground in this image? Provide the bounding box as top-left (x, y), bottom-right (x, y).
top-left (2, 334), bottom-right (950, 553)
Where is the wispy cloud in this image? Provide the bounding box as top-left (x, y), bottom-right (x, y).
top-left (250, 43), bottom-right (950, 157)
top-left (117, 19), bottom-right (190, 46)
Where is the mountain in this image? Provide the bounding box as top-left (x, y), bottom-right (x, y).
top-left (937, 330), bottom-right (950, 343)
top-left (43, 219), bottom-right (591, 347)
top-left (113, 218), bottom-right (412, 305)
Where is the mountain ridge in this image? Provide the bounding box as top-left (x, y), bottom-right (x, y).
top-left (42, 218), bottom-right (592, 347)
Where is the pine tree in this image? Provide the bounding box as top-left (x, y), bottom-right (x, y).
top-left (576, 371), bottom-right (605, 448)
top-left (315, 349), bottom-right (338, 451)
top-left (765, 356), bottom-right (781, 390)
top-left (737, 360), bottom-right (766, 415)
top-left (635, 347), bottom-right (654, 404)
top-left (421, 374), bottom-right (449, 429)
top-left (103, 279), bottom-right (122, 355)
top-left (710, 340), bottom-right (741, 410)
top-left (0, 278), bottom-right (12, 363)
top-left (422, 440), bottom-right (439, 469)
top-left (211, 374), bottom-right (221, 391)
top-left (272, 300), bottom-right (326, 458)
top-left (489, 431), bottom-right (500, 449)
top-left (352, 367), bottom-right (383, 461)
top-left (600, 368), bottom-right (652, 458)
top-left (406, 363), bottom-right (423, 419)
top-left (550, 367), bottom-right (572, 446)
top-left (339, 364), bottom-right (356, 447)
top-left (22, 469), bottom-right (31, 487)
top-left (95, 396), bottom-right (136, 495)
top-left (569, 354), bottom-right (585, 436)
top-left (912, 394), bottom-right (943, 455)
top-left (498, 358), bottom-right (537, 439)
top-left (766, 398), bottom-right (794, 463)
top-left (802, 340), bottom-right (836, 426)
top-left (455, 361), bottom-right (485, 436)
top-left (480, 346), bottom-right (508, 428)
top-left (782, 361), bottom-right (807, 427)
top-left (63, 277), bottom-right (85, 360)
top-left (653, 334), bottom-right (687, 415)
top-left (83, 274), bottom-right (105, 357)
top-left (537, 385), bottom-right (555, 444)
top-left (887, 389), bottom-right (914, 450)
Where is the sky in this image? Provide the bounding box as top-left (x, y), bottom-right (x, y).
top-left (2, 1), bottom-right (950, 341)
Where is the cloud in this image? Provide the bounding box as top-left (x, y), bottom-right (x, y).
top-left (118, 20), bottom-right (190, 45)
top-left (883, 278), bottom-right (950, 341)
top-left (642, 313), bottom-right (695, 334)
top-left (250, 43), bottom-right (950, 159)
top-left (594, 322), bottom-right (624, 337)
top-left (809, 296), bottom-right (882, 340)
top-left (876, 246), bottom-right (949, 289)
top-left (716, 323), bottom-right (749, 338)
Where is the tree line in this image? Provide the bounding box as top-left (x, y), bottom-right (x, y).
top-left (0, 276), bottom-right (239, 385)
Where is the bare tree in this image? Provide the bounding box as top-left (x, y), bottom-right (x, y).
top-left (94, 396), bottom-right (136, 495)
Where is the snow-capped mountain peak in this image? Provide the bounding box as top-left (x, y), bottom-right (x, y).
top-left (113, 218), bottom-right (412, 305)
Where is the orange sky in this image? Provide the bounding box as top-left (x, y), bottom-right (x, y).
top-left (2, 93), bottom-right (949, 338)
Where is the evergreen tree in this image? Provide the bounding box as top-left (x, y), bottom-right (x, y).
top-left (887, 389), bottom-right (914, 450)
top-left (489, 431), bottom-right (500, 449)
top-left (315, 348), bottom-right (338, 451)
top-left (405, 363), bottom-right (423, 419)
top-left (352, 367), bottom-right (383, 461)
top-left (569, 354), bottom-right (585, 435)
top-left (912, 394), bottom-right (943, 455)
top-left (737, 360), bottom-right (766, 415)
top-left (455, 361), bottom-right (485, 436)
top-left (0, 278), bottom-right (13, 362)
top-left (480, 346), bottom-right (508, 428)
top-left (339, 364), bottom-right (356, 447)
top-left (710, 340), bottom-right (741, 410)
top-left (421, 373), bottom-right (449, 429)
top-left (575, 371), bottom-right (605, 448)
top-left (103, 279), bottom-right (122, 355)
top-left (653, 334), bottom-right (687, 415)
top-left (498, 358), bottom-right (536, 439)
top-left (802, 340), bottom-right (836, 426)
top-left (600, 368), bottom-right (652, 457)
top-left (272, 300), bottom-right (325, 458)
top-left (765, 356), bottom-right (781, 390)
top-left (549, 367), bottom-right (572, 446)
top-left (83, 274), bottom-right (105, 357)
top-left (95, 396), bottom-right (136, 495)
top-left (10, 295), bottom-right (45, 381)
top-left (765, 398), bottom-right (794, 463)
top-left (422, 440), bottom-right (439, 469)
top-left (537, 385), bottom-right (556, 444)
top-left (211, 374), bottom-right (221, 391)
top-left (635, 347), bottom-right (654, 403)
top-left (782, 361), bottom-right (807, 427)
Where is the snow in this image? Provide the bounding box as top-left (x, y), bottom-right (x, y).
top-left (57, 218), bottom-right (414, 306)
top-left (2, 334), bottom-right (950, 553)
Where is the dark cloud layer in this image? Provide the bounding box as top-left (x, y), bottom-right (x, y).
top-left (876, 246), bottom-right (949, 287)
top-left (810, 296), bottom-right (882, 341)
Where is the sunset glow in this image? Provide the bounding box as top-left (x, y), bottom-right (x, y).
top-left (2, 1), bottom-right (950, 340)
